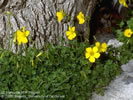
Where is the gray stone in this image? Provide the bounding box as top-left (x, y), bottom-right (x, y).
top-left (107, 39), bottom-right (123, 48)
top-left (95, 32), bottom-right (123, 48)
top-left (93, 59), bottom-right (133, 100)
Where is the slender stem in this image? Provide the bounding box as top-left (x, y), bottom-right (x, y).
top-left (86, 16), bottom-right (91, 45)
top-left (7, 14), bottom-right (14, 51)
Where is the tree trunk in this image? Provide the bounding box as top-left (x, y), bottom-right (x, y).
top-left (0, 0), bottom-right (97, 51)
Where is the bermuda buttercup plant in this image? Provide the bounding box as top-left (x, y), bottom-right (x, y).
top-left (1, 8), bottom-right (131, 100)
top-left (77, 12), bottom-right (85, 24)
top-left (85, 46), bottom-right (100, 63)
top-left (56, 10), bottom-right (65, 22)
top-left (66, 26), bottom-right (76, 40)
top-left (123, 29), bottom-right (133, 38)
top-left (14, 26), bottom-right (30, 45)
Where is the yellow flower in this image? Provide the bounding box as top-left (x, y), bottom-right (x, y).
top-left (124, 29), bottom-right (133, 37)
top-left (119, 0), bottom-right (128, 7)
top-left (14, 26), bottom-right (30, 45)
top-left (66, 26), bottom-right (76, 40)
top-left (56, 10), bottom-right (65, 22)
top-left (95, 42), bottom-right (107, 53)
top-left (85, 47), bottom-right (100, 63)
top-left (77, 12), bottom-right (85, 24)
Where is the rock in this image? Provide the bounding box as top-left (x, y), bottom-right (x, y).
top-left (121, 60), bottom-right (133, 77)
top-left (107, 38), bottom-right (123, 48)
top-left (95, 32), bottom-right (123, 48)
top-left (92, 59), bottom-right (133, 100)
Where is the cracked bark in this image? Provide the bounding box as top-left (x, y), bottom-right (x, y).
top-left (0, 0), bottom-right (97, 51)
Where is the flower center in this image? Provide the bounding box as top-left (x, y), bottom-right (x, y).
top-left (90, 51), bottom-right (94, 56)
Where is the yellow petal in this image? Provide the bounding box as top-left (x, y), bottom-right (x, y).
top-left (124, 2), bottom-right (128, 7)
top-left (22, 37), bottom-right (28, 43)
top-left (77, 14), bottom-right (80, 19)
top-left (93, 47), bottom-right (98, 53)
top-left (18, 39), bottom-right (22, 45)
top-left (94, 53), bottom-right (100, 58)
top-left (66, 31), bottom-right (71, 36)
top-left (71, 33), bottom-right (76, 39)
top-left (17, 30), bottom-right (23, 36)
top-left (101, 43), bottom-right (107, 52)
top-left (17, 36), bottom-right (22, 44)
top-left (23, 26), bottom-right (25, 32)
top-left (72, 27), bottom-right (75, 31)
top-left (124, 29), bottom-right (132, 37)
top-left (56, 12), bottom-right (60, 17)
top-left (102, 43), bottom-right (107, 48)
top-left (68, 35), bottom-right (73, 40)
top-left (85, 52), bottom-right (90, 59)
top-left (95, 42), bottom-right (100, 47)
top-left (25, 31), bottom-right (30, 36)
top-left (69, 26), bottom-right (71, 31)
top-left (86, 47), bottom-right (92, 53)
top-left (119, 0), bottom-right (128, 7)
top-left (56, 10), bottom-right (64, 22)
top-left (77, 12), bottom-right (85, 24)
top-left (89, 56), bottom-right (95, 63)
top-left (79, 19), bottom-right (85, 24)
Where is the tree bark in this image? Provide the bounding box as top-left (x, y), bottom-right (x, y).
top-left (0, 0), bottom-right (97, 51)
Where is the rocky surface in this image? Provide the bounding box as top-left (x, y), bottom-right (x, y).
top-left (93, 59), bottom-right (133, 100)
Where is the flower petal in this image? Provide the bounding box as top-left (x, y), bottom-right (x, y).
top-left (79, 19), bottom-right (85, 24)
top-left (17, 30), bottom-right (23, 37)
top-left (77, 12), bottom-right (85, 24)
top-left (17, 38), bottom-right (22, 45)
top-left (85, 52), bottom-right (90, 59)
top-left (66, 31), bottom-right (71, 36)
top-left (25, 31), bottom-right (30, 37)
top-left (89, 56), bottom-right (95, 63)
top-left (102, 43), bottom-right (107, 48)
top-left (56, 10), bottom-right (64, 22)
top-left (94, 53), bottom-right (100, 58)
top-left (124, 29), bottom-right (132, 37)
top-left (101, 43), bottom-right (107, 52)
top-left (22, 37), bottom-right (28, 44)
top-left (71, 33), bottom-right (76, 39)
top-left (69, 26), bottom-right (71, 31)
top-left (72, 27), bottom-right (75, 31)
top-left (95, 42), bottom-right (100, 47)
top-left (93, 47), bottom-right (98, 53)
top-left (68, 35), bottom-right (73, 40)
top-left (23, 26), bottom-right (25, 32)
top-left (56, 12), bottom-right (60, 17)
top-left (86, 47), bottom-right (92, 53)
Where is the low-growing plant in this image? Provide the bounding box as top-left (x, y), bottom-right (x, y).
top-left (0, 40), bottom-right (121, 100)
top-left (115, 11), bottom-right (133, 64)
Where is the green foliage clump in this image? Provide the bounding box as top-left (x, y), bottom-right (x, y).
top-left (115, 11), bottom-right (133, 64)
top-left (0, 40), bottom-right (121, 100)
top-left (2, 9), bottom-right (133, 100)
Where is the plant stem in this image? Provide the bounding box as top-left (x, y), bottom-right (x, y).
top-left (7, 14), bottom-right (14, 51)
